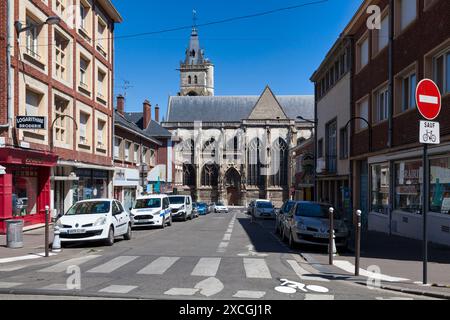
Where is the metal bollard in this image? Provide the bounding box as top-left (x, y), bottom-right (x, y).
top-left (52, 226), bottom-right (62, 253)
top-left (45, 205), bottom-right (50, 257)
top-left (355, 210), bottom-right (362, 276)
top-left (328, 207), bottom-right (336, 265)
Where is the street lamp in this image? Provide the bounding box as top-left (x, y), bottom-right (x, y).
top-left (297, 116), bottom-right (318, 202)
top-left (14, 16), bottom-right (61, 35)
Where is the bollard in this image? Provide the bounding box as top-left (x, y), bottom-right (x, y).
top-left (45, 205), bottom-right (50, 258)
top-left (52, 226), bottom-right (62, 253)
top-left (328, 207), bottom-right (336, 265)
top-left (355, 210), bottom-right (362, 276)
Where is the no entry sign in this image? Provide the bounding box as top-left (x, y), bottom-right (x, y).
top-left (416, 79), bottom-right (441, 120)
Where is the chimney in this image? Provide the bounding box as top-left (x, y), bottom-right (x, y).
top-left (155, 104), bottom-right (160, 123)
top-left (117, 95), bottom-right (125, 115)
top-left (143, 100), bottom-right (152, 129)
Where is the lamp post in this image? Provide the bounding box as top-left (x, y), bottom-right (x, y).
top-left (297, 116), bottom-right (318, 202)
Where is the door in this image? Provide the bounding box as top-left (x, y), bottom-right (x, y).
top-left (185, 196), bottom-right (192, 217)
top-left (227, 187), bottom-right (239, 206)
top-left (113, 201), bottom-right (128, 235)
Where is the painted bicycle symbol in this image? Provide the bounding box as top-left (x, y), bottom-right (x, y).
top-left (422, 130), bottom-right (437, 143)
top-left (275, 279), bottom-right (329, 294)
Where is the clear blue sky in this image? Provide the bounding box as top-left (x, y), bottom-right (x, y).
top-left (113, 0), bottom-right (362, 119)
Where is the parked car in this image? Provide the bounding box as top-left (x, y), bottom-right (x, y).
top-left (130, 195), bottom-right (172, 229)
top-left (192, 203), bottom-right (200, 218)
top-left (56, 199), bottom-right (132, 246)
top-left (208, 202), bottom-right (216, 213)
top-left (247, 200), bottom-right (255, 215)
top-left (275, 200), bottom-right (296, 235)
top-left (214, 202), bottom-right (229, 213)
top-left (251, 200), bottom-right (276, 219)
top-left (196, 202), bottom-right (208, 215)
top-left (168, 195), bottom-right (193, 221)
top-left (282, 201), bottom-right (349, 249)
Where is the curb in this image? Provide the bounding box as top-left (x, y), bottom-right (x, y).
top-left (354, 282), bottom-right (450, 300)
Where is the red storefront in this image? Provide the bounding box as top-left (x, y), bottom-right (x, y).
top-left (0, 148), bottom-right (57, 234)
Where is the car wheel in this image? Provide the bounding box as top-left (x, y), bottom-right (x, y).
top-left (160, 217), bottom-right (166, 229)
top-left (124, 224), bottom-right (132, 240)
top-left (289, 231), bottom-right (296, 249)
top-left (105, 227), bottom-right (115, 246)
top-left (183, 213), bottom-right (187, 222)
top-left (168, 214), bottom-right (173, 226)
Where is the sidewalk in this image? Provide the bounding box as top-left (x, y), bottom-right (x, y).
top-left (0, 225), bottom-right (55, 262)
top-left (300, 230), bottom-right (450, 299)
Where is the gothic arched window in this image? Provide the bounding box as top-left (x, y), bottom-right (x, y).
top-left (188, 76), bottom-right (192, 84)
top-left (270, 138), bottom-right (288, 187)
top-left (203, 137), bottom-right (217, 158)
top-left (194, 75), bottom-right (198, 84)
top-left (201, 164), bottom-right (219, 187)
top-left (247, 138), bottom-right (263, 186)
top-left (183, 164), bottom-right (196, 187)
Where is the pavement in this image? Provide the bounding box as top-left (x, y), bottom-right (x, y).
top-left (0, 209), bottom-right (430, 300)
top-left (295, 229), bottom-right (450, 299)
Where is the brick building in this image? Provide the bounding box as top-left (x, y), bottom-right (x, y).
top-left (0, 0), bottom-right (122, 233)
top-left (334, 0), bottom-right (449, 244)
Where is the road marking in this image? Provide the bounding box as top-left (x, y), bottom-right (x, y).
top-left (376, 297), bottom-right (414, 300)
top-left (0, 282), bottom-right (22, 289)
top-left (38, 255), bottom-right (100, 273)
top-left (164, 288), bottom-right (199, 296)
top-left (138, 257), bottom-right (179, 275)
top-left (287, 260), bottom-right (330, 282)
top-left (87, 256), bottom-right (138, 274)
top-left (238, 245), bottom-right (268, 257)
top-left (233, 290), bottom-right (266, 299)
top-left (307, 285), bottom-right (329, 293)
top-left (0, 265), bottom-right (26, 272)
top-left (0, 252), bottom-right (57, 264)
top-left (99, 285), bottom-right (137, 294)
top-left (226, 228), bottom-right (233, 233)
top-left (243, 258), bottom-right (272, 279)
top-left (334, 260), bottom-right (409, 282)
top-left (419, 94), bottom-right (438, 105)
top-left (223, 234), bottom-right (231, 241)
top-left (305, 294), bottom-right (335, 300)
top-left (41, 284), bottom-right (71, 291)
top-left (191, 258), bottom-right (221, 277)
top-left (194, 277), bottom-right (224, 297)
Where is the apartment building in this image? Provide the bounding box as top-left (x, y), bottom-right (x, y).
top-left (311, 38), bottom-right (352, 214)
top-left (290, 138), bottom-right (315, 202)
top-left (345, 0), bottom-right (449, 244)
top-left (0, 0), bottom-right (122, 233)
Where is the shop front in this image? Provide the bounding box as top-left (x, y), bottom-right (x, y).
top-left (0, 148), bottom-right (57, 234)
top-left (113, 168), bottom-right (140, 211)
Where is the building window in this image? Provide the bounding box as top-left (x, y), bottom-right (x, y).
top-left (402, 73), bottom-right (416, 111)
top-left (97, 120), bottom-right (106, 149)
top-left (79, 112), bottom-right (89, 145)
top-left (12, 168), bottom-right (39, 217)
top-left (97, 19), bottom-right (107, 53)
top-left (55, 0), bottom-right (66, 16)
top-left (25, 90), bottom-right (40, 116)
top-left (374, 86), bottom-right (389, 123)
top-left (114, 137), bottom-right (122, 159)
top-left (133, 144), bottom-right (139, 164)
top-left (124, 141), bottom-right (131, 162)
top-left (430, 156), bottom-right (450, 215)
top-left (325, 120), bottom-right (337, 173)
top-left (183, 164), bottom-right (196, 186)
top-left (188, 75), bottom-right (192, 84)
top-left (201, 164), bottom-right (219, 187)
top-left (25, 16), bottom-right (39, 59)
top-left (194, 75), bottom-right (198, 84)
top-left (54, 96), bottom-right (69, 144)
top-left (54, 32), bottom-right (68, 81)
top-left (357, 36), bottom-right (369, 71)
top-left (97, 70), bottom-right (106, 100)
top-left (373, 13), bottom-right (389, 54)
top-left (317, 139), bottom-right (323, 158)
top-left (395, 160), bottom-right (422, 214)
top-left (339, 127), bottom-right (348, 159)
top-left (397, 0), bottom-right (417, 32)
top-left (79, 2), bottom-right (89, 30)
top-left (433, 50), bottom-right (450, 95)
top-left (79, 57), bottom-right (89, 88)
top-left (356, 97), bottom-right (369, 131)
top-left (247, 138), bottom-right (263, 186)
top-left (270, 138), bottom-right (288, 187)
top-left (371, 163), bottom-right (390, 214)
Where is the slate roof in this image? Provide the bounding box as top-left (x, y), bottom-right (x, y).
top-left (165, 95), bottom-right (314, 123)
top-left (123, 112), bottom-right (172, 138)
top-left (114, 110), bottom-right (163, 145)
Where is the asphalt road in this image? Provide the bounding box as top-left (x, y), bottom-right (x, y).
top-left (0, 208), bottom-right (431, 300)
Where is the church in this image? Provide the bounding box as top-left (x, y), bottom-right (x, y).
top-left (163, 25), bottom-right (314, 207)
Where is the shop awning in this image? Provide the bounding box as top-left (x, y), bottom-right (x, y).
top-left (58, 160), bottom-right (115, 171)
top-left (114, 168), bottom-right (140, 187)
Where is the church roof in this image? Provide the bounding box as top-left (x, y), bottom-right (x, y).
top-left (166, 94), bottom-right (314, 123)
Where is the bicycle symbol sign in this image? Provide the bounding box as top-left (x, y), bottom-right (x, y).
top-left (419, 121), bottom-right (440, 145)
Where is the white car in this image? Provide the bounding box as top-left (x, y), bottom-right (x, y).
top-left (168, 195), bottom-right (193, 221)
top-left (130, 195), bottom-right (172, 228)
top-left (214, 202), bottom-right (229, 213)
top-left (251, 199), bottom-right (276, 219)
top-left (56, 199), bottom-right (132, 246)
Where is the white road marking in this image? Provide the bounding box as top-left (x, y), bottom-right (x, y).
top-left (218, 242), bottom-right (229, 249)
top-left (164, 288), bottom-right (199, 296)
top-left (99, 285), bottom-right (137, 294)
top-left (0, 252), bottom-right (57, 264)
top-left (334, 260), bottom-right (409, 282)
top-left (233, 290), bottom-right (266, 299)
top-left (41, 284), bottom-right (71, 291)
top-left (419, 94), bottom-right (438, 104)
top-left (138, 257), bottom-right (179, 275)
top-left (38, 255), bottom-right (100, 273)
top-left (87, 256), bottom-right (138, 274)
top-left (307, 285), bottom-right (329, 293)
top-left (287, 260), bottom-right (330, 282)
top-left (194, 277), bottom-right (224, 297)
top-left (243, 258), bottom-right (272, 279)
top-left (0, 282), bottom-right (22, 289)
top-left (0, 265), bottom-right (26, 272)
top-left (191, 258), bottom-right (221, 277)
top-left (227, 228), bottom-right (233, 233)
top-left (305, 294), bottom-right (335, 300)
top-left (238, 245), bottom-right (268, 257)
top-left (275, 286), bottom-right (296, 294)
top-left (376, 297), bottom-right (414, 300)
top-left (223, 234), bottom-right (231, 241)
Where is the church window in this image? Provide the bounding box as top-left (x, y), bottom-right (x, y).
top-left (247, 138), bottom-right (263, 186)
top-left (270, 138), bottom-right (288, 187)
top-left (188, 76), bottom-right (192, 84)
top-left (194, 75), bottom-right (198, 84)
top-left (201, 164), bottom-right (219, 186)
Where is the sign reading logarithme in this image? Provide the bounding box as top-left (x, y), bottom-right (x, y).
top-left (16, 116), bottom-right (47, 130)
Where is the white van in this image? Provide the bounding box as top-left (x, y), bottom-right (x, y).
top-left (168, 195), bottom-right (193, 221)
top-left (130, 195), bottom-right (172, 229)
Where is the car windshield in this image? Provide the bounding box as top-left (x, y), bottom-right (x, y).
top-left (198, 203), bottom-right (207, 208)
top-left (169, 196), bottom-right (185, 204)
top-left (257, 202), bottom-right (273, 209)
top-left (217, 202), bottom-right (224, 206)
top-left (65, 201), bottom-right (110, 216)
top-left (134, 198), bottom-right (161, 209)
top-left (295, 203), bottom-right (342, 219)
top-left (283, 201), bottom-right (295, 213)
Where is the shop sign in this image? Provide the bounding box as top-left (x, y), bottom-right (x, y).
top-left (16, 116), bottom-right (47, 130)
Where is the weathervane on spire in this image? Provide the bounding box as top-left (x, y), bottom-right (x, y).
top-left (192, 9), bottom-right (197, 28)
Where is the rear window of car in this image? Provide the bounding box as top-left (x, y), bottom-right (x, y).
top-left (257, 201), bottom-right (273, 208)
top-left (295, 203), bottom-right (341, 219)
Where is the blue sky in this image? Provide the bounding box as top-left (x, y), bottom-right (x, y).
top-left (113, 0), bottom-right (362, 119)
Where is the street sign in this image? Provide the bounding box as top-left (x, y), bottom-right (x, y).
top-left (420, 121), bottom-right (440, 144)
top-left (16, 116), bottom-right (47, 130)
top-left (416, 79), bottom-right (441, 121)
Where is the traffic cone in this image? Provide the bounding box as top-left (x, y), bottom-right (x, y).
top-left (52, 227), bottom-right (62, 253)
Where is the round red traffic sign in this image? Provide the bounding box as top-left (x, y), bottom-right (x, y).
top-left (416, 79), bottom-right (441, 120)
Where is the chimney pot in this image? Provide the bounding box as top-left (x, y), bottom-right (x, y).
top-left (117, 95), bottom-right (125, 115)
top-left (155, 104), bottom-right (160, 123)
top-left (143, 100), bottom-right (152, 129)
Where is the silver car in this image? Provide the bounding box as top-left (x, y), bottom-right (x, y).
top-left (282, 201), bottom-right (349, 249)
top-left (252, 200), bottom-right (276, 219)
top-left (275, 200), bottom-right (296, 235)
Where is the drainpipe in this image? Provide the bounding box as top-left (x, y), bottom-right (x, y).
top-left (0, 0), bottom-right (12, 130)
top-left (388, 0), bottom-right (395, 235)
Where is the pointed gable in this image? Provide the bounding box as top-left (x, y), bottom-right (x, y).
top-left (248, 86), bottom-right (289, 120)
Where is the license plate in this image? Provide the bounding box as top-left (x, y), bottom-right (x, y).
top-left (67, 229), bottom-right (86, 234)
top-left (314, 233), bottom-right (329, 239)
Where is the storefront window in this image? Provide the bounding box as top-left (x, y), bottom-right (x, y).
top-left (395, 160), bottom-right (422, 214)
top-left (430, 156), bottom-right (450, 215)
top-left (370, 163), bottom-right (390, 214)
top-left (12, 168), bottom-right (39, 217)
top-left (73, 169), bottom-right (108, 203)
